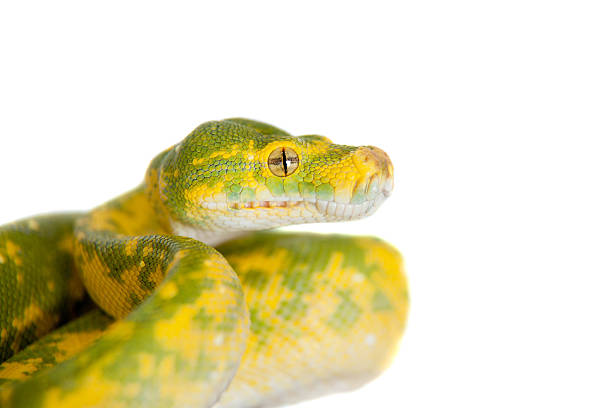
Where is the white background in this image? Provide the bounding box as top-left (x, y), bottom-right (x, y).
top-left (1, 1), bottom-right (611, 407)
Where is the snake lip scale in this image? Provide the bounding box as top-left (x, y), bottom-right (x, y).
top-left (204, 176), bottom-right (393, 219)
top-left (211, 196), bottom-right (389, 219)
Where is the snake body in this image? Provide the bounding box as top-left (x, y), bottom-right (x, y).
top-left (0, 119), bottom-right (408, 408)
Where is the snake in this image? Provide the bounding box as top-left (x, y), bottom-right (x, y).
top-left (0, 118), bottom-right (408, 408)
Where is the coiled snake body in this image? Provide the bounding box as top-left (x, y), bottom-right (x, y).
top-left (0, 119), bottom-right (408, 408)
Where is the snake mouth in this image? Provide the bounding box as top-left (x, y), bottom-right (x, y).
top-left (221, 199), bottom-right (383, 219)
top-left (228, 200), bottom-right (302, 210)
top-left (202, 175), bottom-right (393, 220)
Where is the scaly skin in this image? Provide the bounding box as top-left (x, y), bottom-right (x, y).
top-left (0, 119), bottom-right (408, 408)
top-left (0, 214), bottom-right (86, 362)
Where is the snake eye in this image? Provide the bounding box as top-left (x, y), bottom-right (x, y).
top-left (268, 147), bottom-right (299, 177)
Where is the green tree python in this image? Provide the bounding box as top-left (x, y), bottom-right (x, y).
top-left (0, 119), bottom-right (409, 408)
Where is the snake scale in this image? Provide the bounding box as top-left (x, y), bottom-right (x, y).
top-left (0, 119), bottom-right (408, 408)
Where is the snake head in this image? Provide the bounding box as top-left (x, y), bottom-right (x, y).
top-left (147, 119), bottom-right (393, 242)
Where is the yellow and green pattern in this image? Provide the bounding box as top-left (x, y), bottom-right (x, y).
top-left (0, 118), bottom-right (408, 408)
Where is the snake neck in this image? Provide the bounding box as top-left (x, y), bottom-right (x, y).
top-left (145, 152), bottom-right (239, 246)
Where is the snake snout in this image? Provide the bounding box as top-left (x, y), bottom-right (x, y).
top-left (352, 146), bottom-right (394, 198)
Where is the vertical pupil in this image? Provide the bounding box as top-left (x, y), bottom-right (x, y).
top-left (281, 148), bottom-right (288, 175)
